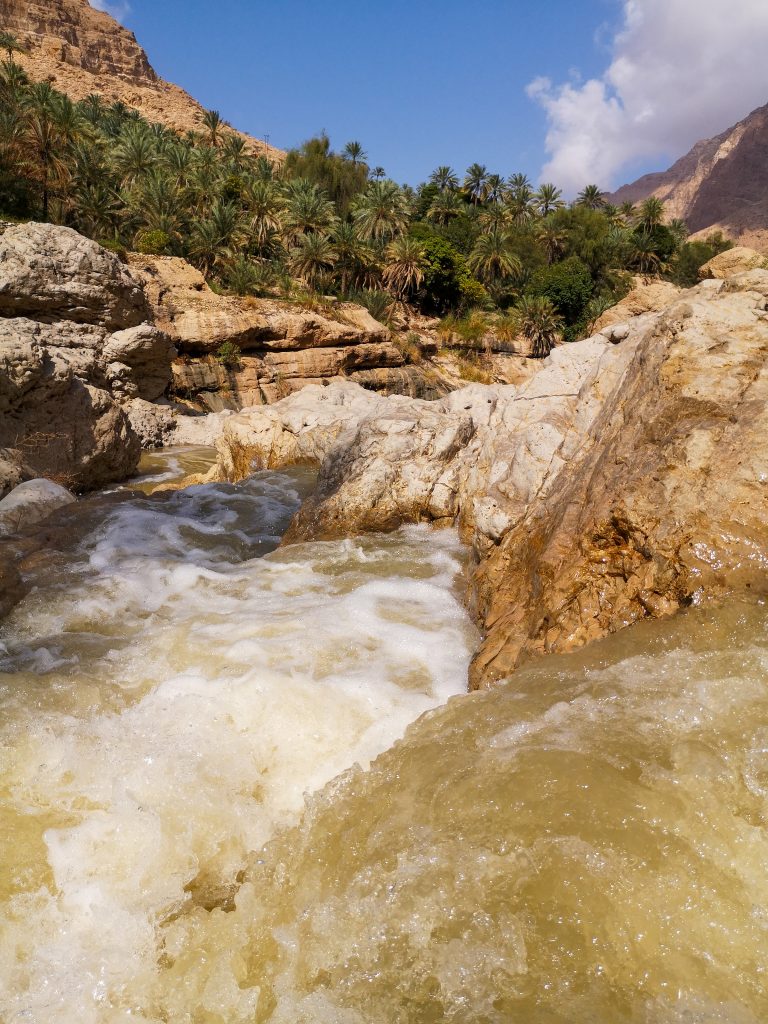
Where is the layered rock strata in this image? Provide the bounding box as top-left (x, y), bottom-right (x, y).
top-left (129, 254), bottom-right (449, 408)
top-left (216, 269), bottom-right (768, 688)
top-left (0, 222), bottom-right (174, 497)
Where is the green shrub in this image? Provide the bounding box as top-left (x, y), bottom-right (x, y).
top-left (215, 340), bottom-right (242, 369)
top-left (134, 229), bottom-right (172, 255)
top-left (347, 288), bottom-right (393, 323)
top-left (669, 232), bottom-right (734, 287)
top-left (529, 255), bottom-right (593, 334)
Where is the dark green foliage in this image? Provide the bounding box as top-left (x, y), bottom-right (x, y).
top-left (529, 255), bottom-right (594, 336)
top-left (284, 134), bottom-right (369, 215)
top-left (669, 232), bottom-right (733, 286)
top-left (346, 288), bottom-right (393, 322)
top-left (411, 227), bottom-right (485, 313)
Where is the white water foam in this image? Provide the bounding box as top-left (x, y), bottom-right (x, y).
top-left (0, 468), bottom-right (478, 1023)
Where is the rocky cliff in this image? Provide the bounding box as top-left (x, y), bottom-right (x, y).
top-left (0, 0), bottom-right (282, 159)
top-left (610, 102), bottom-right (768, 250)
top-left (0, 222), bottom-right (174, 498)
top-left (214, 267), bottom-right (768, 689)
top-left (129, 254), bottom-right (450, 408)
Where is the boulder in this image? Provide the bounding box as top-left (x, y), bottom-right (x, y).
top-left (594, 280), bottom-right (681, 330)
top-left (104, 324), bottom-right (176, 400)
top-left (0, 224), bottom-right (173, 494)
top-left (0, 479), bottom-right (76, 538)
top-left (0, 222), bottom-right (149, 328)
top-left (699, 246), bottom-right (766, 280)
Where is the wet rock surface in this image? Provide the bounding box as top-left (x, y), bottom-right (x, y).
top-left (218, 273), bottom-right (768, 687)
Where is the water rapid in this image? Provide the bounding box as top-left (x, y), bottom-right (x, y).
top-left (2, 453), bottom-right (768, 1022)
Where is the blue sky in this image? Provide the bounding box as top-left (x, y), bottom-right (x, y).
top-left (103, 0), bottom-right (768, 195)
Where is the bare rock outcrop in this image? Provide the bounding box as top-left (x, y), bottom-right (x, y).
top-left (129, 253), bottom-right (447, 407)
top-left (218, 273), bottom-right (768, 688)
top-left (594, 279), bottom-right (681, 331)
top-left (698, 246), bottom-right (767, 280)
top-left (0, 223), bottom-right (174, 498)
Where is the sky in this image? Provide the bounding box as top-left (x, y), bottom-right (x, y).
top-left (91, 0), bottom-right (768, 196)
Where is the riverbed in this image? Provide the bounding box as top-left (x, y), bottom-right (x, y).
top-left (1, 451), bottom-right (767, 1022)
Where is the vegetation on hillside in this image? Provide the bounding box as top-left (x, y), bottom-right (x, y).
top-left (0, 55), bottom-right (732, 351)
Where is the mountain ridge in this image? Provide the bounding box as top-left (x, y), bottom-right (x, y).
top-left (609, 101), bottom-right (768, 250)
top-left (0, 0), bottom-right (283, 160)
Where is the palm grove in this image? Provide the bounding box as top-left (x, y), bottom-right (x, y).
top-left (0, 51), bottom-right (731, 359)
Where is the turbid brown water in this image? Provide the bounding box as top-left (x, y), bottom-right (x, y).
top-left (1, 451), bottom-right (767, 1022)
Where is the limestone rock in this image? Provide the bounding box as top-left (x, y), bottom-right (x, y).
top-left (0, 224), bottom-right (171, 495)
top-left (220, 272), bottom-right (768, 689)
top-left (0, 479), bottom-right (76, 538)
top-left (0, 222), bottom-right (149, 329)
top-left (128, 254), bottom-right (389, 354)
top-left (124, 398), bottom-right (176, 449)
top-left (104, 324), bottom-right (176, 400)
top-left (699, 246), bottom-right (767, 279)
top-left (594, 280), bottom-right (681, 330)
top-left (470, 270), bottom-right (768, 686)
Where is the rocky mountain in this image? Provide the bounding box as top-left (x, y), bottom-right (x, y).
top-left (610, 102), bottom-right (768, 250)
top-left (0, 0), bottom-right (282, 159)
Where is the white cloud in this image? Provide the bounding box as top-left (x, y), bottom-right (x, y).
top-left (89, 0), bottom-right (131, 22)
top-left (528, 0), bottom-right (768, 195)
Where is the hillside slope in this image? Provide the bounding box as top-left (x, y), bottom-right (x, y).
top-left (610, 102), bottom-right (768, 250)
top-left (0, 0), bottom-right (283, 160)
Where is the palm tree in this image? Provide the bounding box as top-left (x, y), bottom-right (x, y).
top-left (637, 195), bottom-right (666, 231)
top-left (506, 185), bottom-right (536, 226)
top-left (429, 165), bottom-right (459, 192)
top-left (22, 83), bottom-right (85, 220)
top-left (222, 134), bottom-right (248, 171)
top-left (112, 126), bottom-right (157, 185)
top-left (0, 33), bottom-right (26, 63)
top-left (426, 188), bottom-right (463, 225)
top-left (343, 140), bottom-right (367, 165)
top-left (515, 295), bottom-right (563, 357)
top-left (535, 183), bottom-right (564, 216)
top-left (477, 203), bottom-right (511, 235)
top-left (507, 172), bottom-right (532, 195)
top-left (282, 178), bottom-right (337, 241)
top-left (485, 173), bottom-right (507, 205)
top-left (383, 235), bottom-right (425, 298)
top-left (200, 109), bottom-right (225, 148)
top-left (667, 217), bottom-right (689, 249)
top-left (536, 220), bottom-right (567, 264)
top-left (629, 230), bottom-right (665, 276)
top-left (288, 231), bottom-right (337, 290)
top-left (463, 163), bottom-right (489, 205)
top-left (333, 221), bottom-right (377, 293)
top-left (352, 180), bottom-right (408, 242)
top-left (370, 166), bottom-right (386, 181)
top-left (188, 198), bottom-right (244, 276)
top-left (618, 201), bottom-right (637, 225)
top-left (71, 180), bottom-right (123, 239)
top-left (576, 184), bottom-right (606, 210)
top-left (468, 229), bottom-right (521, 287)
top-left (244, 178), bottom-right (285, 249)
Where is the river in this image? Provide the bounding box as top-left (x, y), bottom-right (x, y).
top-left (1, 451), bottom-right (767, 1022)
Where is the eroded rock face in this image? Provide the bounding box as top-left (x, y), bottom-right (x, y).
top-left (594, 280), bottom-right (681, 331)
top-left (129, 254), bottom-right (450, 407)
top-left (0, 223), bottom-right (173, 498)
top-left (218, 273), bottom-right (768, 688)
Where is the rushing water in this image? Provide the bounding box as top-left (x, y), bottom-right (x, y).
top-left (2, 454), bottom-right (768, 1023)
